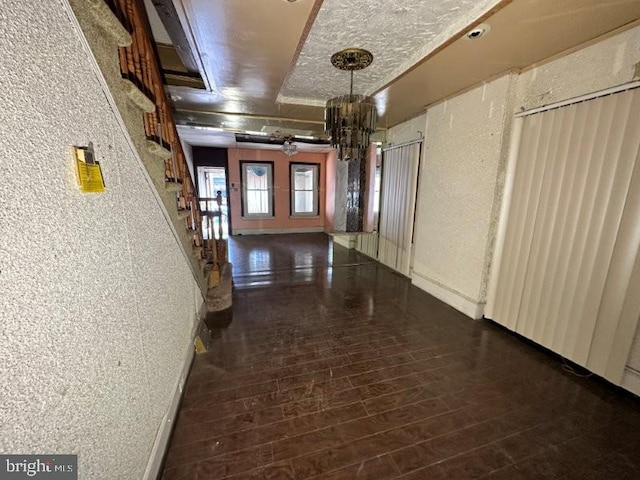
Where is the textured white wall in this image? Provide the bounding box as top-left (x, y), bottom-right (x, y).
top-left (516, 26), bottom-right (640, 112)
top-left (386, 114), bottom-right (427, 146)
top-left (411, 75), bottom-right (514, 317)
top-left (0, 1), bottom-right (202, 478)
top-left (402, 25), bottom-right (640, 380)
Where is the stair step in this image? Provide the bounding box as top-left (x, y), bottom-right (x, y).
top-left (146, 140), bottom-right (171, 160)
top-left (80, 0), bottom-right (131, 47)
top-left (177, 209), bottom-right (192, 219)
top-left (165, 180), bottom-right (183, 192)
top-left (122, 79), bottom-right (155, 113)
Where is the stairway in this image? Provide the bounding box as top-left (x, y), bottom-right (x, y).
top-left (68, 0), bottom-right (232, 326)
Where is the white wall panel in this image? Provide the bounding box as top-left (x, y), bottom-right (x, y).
top-left (411, 75), bottom-right (515, 318)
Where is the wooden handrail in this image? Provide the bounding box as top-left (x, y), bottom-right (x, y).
top-left (105, 0), bottom-right (205, 250)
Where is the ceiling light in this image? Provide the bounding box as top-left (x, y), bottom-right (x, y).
top-left (465, 23), bottom-right (491, 40)
top-left (282, 139), bottom-right (298, 156)
top-left (324, 48), bottom-right (377, 162)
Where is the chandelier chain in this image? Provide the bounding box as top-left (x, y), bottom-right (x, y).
top-left (350, 70), bottom-right (354, 97)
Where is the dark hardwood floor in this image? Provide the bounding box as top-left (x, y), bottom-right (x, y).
top-left (161, 233), bottom-right (640, 479)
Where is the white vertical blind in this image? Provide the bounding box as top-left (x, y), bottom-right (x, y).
top-left (486, 87), bottom-right (640, 384)
top-left (356, 233), bottom-right (379, 259)
top-left (378, 142), bottom-right (421, 276)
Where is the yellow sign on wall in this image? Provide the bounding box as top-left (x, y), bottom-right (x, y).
top-left (74, 145), bottom-right (105, 193)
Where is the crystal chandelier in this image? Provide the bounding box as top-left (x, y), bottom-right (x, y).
top-left (282, 138), bottom-right (298, 156)
top-left (324, 48), bottom-right (377, 162)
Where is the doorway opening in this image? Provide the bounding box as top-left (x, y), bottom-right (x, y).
top-left (197, 166), bottom-right (229, 239)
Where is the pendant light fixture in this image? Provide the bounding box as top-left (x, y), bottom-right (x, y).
top-left (324, 48), bottom-right (377, 162)
top-left (282, 138), bottom-right (298, 156)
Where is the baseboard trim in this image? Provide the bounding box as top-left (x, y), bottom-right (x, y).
top-left (411, 271), bottom-right (485, 319)
top-left (621, 367), bottom-right (640, 397)
top-left (142, 303), bottom-right (203, 480)
top-left (234, 227), bottom-right (324, 235)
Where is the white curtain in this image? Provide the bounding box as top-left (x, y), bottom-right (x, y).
top-left (486, 86), bottom-right (640, 384)
top-left (378, 142), bottom-right (421, 276)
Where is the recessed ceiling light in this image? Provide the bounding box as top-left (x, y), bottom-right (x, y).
top-left (465, 23), bottom-right (491, 40)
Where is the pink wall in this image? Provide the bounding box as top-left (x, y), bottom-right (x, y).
top-left (227, 148), bottom-right (329, 234)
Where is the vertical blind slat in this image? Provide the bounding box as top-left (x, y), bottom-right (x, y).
top-left (378, 143), bottom-right (420, 275)
top-left (518, 107), bottom-right (566, 339)
top-left (586, 91), bottom-right (640, 374)
top-left (540, 103), bottom-right (589, 348)
top-left (499, 114), bottom-right (542, 328)
top-left (487, 87), bottom-right (640, 384)
top-left (603, 144), bottom-right (640, 381)
top-left (490, 118), bottom-right (530, 326)
top-left (510, 111), bottom-right (554, 331)
top-left (551, 98), bottom-right (604, 354)
top-left (568, 94), bottom-right (627, 363)
top-left (530, 106), bottom-right (577, 342)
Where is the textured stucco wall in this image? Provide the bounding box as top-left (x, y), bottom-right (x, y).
top-left (516, 26), bottom-right (640, 112)
top-left (386, 114), bottom-right (427, 146)
top-left (67, 0), bottom-right (206, 292)
top-left (0, 1), bottom-right (202, 478)
top-left (411, 74), bottom-right (514, 310)
top-left (400, 25), bottom-right (640, 373)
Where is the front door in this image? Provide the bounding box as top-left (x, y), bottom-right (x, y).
top-left (197, 166), bottom-right (230, 239)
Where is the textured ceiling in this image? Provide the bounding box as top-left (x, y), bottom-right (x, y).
top-left (279, 0), bottom-right (503, 104)
top-left (145, 0), bottom-right (640, 140)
